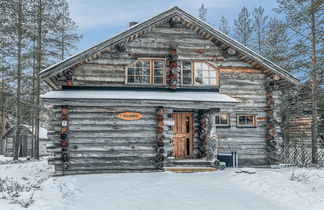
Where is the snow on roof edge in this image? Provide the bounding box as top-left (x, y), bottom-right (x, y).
top-left (41, 90), bottom-right (238, 103)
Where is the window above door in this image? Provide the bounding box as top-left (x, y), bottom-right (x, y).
top-left (126, 59), bottom-right (166, 85)
top-left (125, 59), bottom-right (219, 87)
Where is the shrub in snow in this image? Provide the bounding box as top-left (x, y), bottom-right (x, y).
top-left (0, 177), bottom-right (46, 208)
top-left (290, 170), bottom-right (310, 183)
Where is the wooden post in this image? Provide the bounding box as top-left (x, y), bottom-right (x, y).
top-left (206, 109), bottom-right (217, 161)
top-left (265, 79), bottom-right (278, 164)
top-left (156, 106), bottom-right (165, 169)
top-left (198, 110), bottom-right (208, 158)
top-left (169, 44), bottom-right (179, 90)
top-left (60, 105), bottom-right (70, 170)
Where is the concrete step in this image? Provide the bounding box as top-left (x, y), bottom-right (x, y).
top-left (164, 167), bottom-right (216, 173)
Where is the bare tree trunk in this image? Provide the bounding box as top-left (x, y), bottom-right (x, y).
top-left (61, 0), bottom-right (66, 60)
top-left (0, 70), bottom-right (6, 137)
top-left (310, 2), bottom-right (318, 164)
top-left (14, 0), bottom-right (23, 161)
top-left (34, 0), bottom-right (42, 160)
top-left (31, 41), bottom-right (36, 158)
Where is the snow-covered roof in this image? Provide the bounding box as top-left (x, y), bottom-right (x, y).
top-left (22, 125), bottom-right (48, 139)
top-left (1, 125), bottom-right (48, 139)
top-left (41, 90), bottom-right (238, 103)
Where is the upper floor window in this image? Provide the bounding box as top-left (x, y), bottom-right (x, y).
top-left (181, 61), bottom-right (219, 86)
top-left (126, 59), bottom-right (165, 85)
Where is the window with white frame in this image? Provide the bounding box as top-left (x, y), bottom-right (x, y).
top-left (215, 114), bottom-right (230, 127)
top-left (237, 114), bottom-right (257, 127)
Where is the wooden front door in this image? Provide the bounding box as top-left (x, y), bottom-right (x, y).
top-left (172, 113), bottom-right (193, 159)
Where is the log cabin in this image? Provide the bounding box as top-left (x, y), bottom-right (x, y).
top-left (1, 125), bottom-right (48, 157)
top-left (40, 7), bottom-right (299, 175)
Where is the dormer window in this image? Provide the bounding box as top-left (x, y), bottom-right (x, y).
top-left (126, 59), bottom-right (165, 85)
top-left (181, 61), bottom-right (219, 86)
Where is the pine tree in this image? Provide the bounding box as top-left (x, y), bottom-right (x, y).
top-left (218, 16), bottom-right (231, 35)
top-left (0, 0), bottom-right (81, 159)
top-left (199, 4), bottom-right (207, 22)
top-left (276, 0), bottom-right (323, 164)
top-left (234, 7), bottom-right (253, 47)
top-left (263, 17), bottom-right (292, 71)
top-left (252, 6), bottom-right (268, 54)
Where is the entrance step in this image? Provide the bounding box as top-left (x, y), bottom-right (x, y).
top-left (164, 167), bottom-right (216, 173)
top-left (172, 159), bottom-right (212, 167)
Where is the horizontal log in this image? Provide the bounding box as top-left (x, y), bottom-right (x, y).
top-left (53, 151), bottom-right (157, 158)
top-left (55, 164), bottom-right (157, 171)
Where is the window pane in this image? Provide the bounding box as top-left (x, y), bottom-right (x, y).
top-left (201, 62), bottom-right (209, 69)
top-left (183, 61), bottom-right (191, 70)
top-left (128, 68), bottom-right (134, 75)
top-left (195, 62), bottom-right (203, 70)
top-left (238, 115), bottom-right (255, 126)
top-left (193, 62), bottom-right (218, 86)
top-left (183, 78), bottom-right (192, 85)
top-left (216, 115), bottom-right (228, 125)
top-left (183, 69), bottom-right (192, 77)
top-left (246, 116), bottom-right (253, 124)
top-left (154, 69), bottom-right (163, 77)
top-left (143, 61), bottom-right (150, 68)
top-left (195, 77), bottom-right (203, 85)
top-left (143, 68), bottom-right (150, 76)
top-left (210, 78), bottom-right (216, 85)
top-left (239, 116), bottom-right (246, 125)
top-left (202, 70), bottom-right (209, 77)
top-left (201, 77), bottom-right (209, 85)
top-left (210, 71), bottom-right (216, 77)
top-left (220, 115), bottom-right (228, 124)
top-left (154, 77), bottom-right (163, 84)
top-left (135, 75), bottom-right (142, 83)
top-left (128, 76), bottom-right (134, 83)
top-left (154, 61), bottom-right (163, 69)
top-left (143, 76), bottom-right (150, 84)
top-left (215, 116), bottom-right (220, 124)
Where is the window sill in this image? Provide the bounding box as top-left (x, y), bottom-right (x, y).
top-left (236, 126), bottom-right (257, 128)
top-left (215, 125), bottom-right (231, 128)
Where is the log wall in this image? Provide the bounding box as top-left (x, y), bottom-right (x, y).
top-left (45, 21), bottom-right (284, 171)
top-left (56, 23), bottom-right (252, 87)
top-left (2, 128), bottom-right (32, 157)
top-left (47, 105), bottom-right (175, 174)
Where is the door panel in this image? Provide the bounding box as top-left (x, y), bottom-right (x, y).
top-left (172, 113), bottom-right (193, 159)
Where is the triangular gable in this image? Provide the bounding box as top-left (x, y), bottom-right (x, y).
top-left (40, 6), bottom-right (299, 89)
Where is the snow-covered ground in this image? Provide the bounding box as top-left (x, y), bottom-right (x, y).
top-left (0, 156), bottom-right (324, 210)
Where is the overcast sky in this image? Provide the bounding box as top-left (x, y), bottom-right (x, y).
top-left (68, 0), bottom-right (280, 52)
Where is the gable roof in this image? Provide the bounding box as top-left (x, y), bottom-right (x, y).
top-left (40, 6), bottom-right (299, 88)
